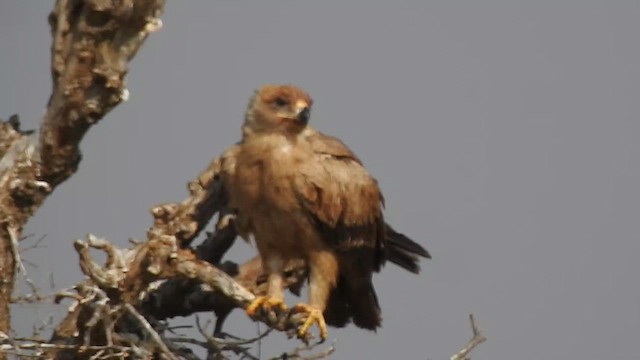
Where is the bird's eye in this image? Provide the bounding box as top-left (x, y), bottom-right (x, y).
top-left (273, 97), bottom-right (288, 107)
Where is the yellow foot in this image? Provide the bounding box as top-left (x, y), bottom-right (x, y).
top-left (291, 303), bottom-right (328, 342)
top-left (246, 296), bottom-right (288, 318)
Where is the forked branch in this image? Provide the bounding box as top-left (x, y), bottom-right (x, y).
top-left (450, 314), bottom-right (487, 360)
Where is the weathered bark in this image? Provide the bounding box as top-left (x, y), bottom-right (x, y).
top-left (0, 0), bottom-right (165, 344)
top-left (0, 118), bottom-right (40, 333)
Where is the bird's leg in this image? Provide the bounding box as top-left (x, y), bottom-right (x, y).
top-left (291, 250), bottom-right (338, 342)
top-left (246, 256), bottom-right (287, 318)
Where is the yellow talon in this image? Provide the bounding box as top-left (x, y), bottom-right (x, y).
top-left (292, 303), bottom-right (328, 341)
top-left (246, 296), bottom-right (288, 318)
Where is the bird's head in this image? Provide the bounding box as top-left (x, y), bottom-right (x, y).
top-left (243, 84), bottom-right (313, 136)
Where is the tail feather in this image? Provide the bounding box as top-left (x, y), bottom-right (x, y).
top-left (324, 225), bottom-right (430, 330)
top-left (324, 284), bottom-right (351, 328)
top-left (324, 252), bottom-right (382, 330)
top-left (386, 223), bottom-right (431, 258)
top-left (387, 245), bottom-right (422, 274)
top-left (385, 223), bottom-right (431, 274)
top-left (347, 279), bottom-right (381, 330)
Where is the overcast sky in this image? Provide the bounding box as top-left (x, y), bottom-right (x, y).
top-left (2, 2), bottom-right (639, 359)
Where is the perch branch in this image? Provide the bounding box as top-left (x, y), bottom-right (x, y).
top-left (49, 146), bottom-right (314, 358)
top-left (73, 233), bottom-right (311, 337)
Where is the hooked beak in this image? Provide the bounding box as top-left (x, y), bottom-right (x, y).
top-left (294, 100), bottom-right (310, 125)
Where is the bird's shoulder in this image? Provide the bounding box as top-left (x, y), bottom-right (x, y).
top-left (302, 128), bottom-right (362, 164)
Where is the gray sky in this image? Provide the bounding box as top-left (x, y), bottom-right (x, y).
top-left (2, 2), bottom-right (640, 359)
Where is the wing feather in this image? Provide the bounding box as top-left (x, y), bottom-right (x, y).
top-left (294, 131), bottom-right (386, 270)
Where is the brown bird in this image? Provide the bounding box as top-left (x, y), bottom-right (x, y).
top-left (223, 84), bottom-right (430, 340)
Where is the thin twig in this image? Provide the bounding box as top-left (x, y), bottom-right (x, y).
top-left (7, 225), bottom-right (25, 277)
top-left (194, 316), bottom-right (266, 360)
top-left (0, 337), bottom-right (138, 356)
top-left (269, 341), bottom-right (336, 360)
top-left (20, 234), bottom-right (48, 253)
top-left (450, 314), bottom-right (487, 360)
top-left (124, 304), bottom-right (178, 360)
top-left (6, 224), bottom-right (39, 295)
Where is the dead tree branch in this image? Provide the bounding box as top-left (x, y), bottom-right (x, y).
top-left (0, 0), bottom-right (165, 338)
top-left (123, 304), bottom-right (178, 360)
top-left (450, 314), bottom-right (486, 360)
top-left (44, 146), bottom-right (314, 359)
top-left (269, 342), bottom-right (336, 360)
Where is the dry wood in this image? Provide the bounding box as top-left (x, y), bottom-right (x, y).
top-left (450, 314), bottom-right (487, 360)
top-left (0, 0), bottom-right (165, 340)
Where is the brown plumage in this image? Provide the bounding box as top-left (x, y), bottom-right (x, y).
top-left (222, 84), bottom-right (430, 339)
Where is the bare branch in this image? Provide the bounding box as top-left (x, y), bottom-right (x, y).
top-left (6, 225), bottom-right (25, 280)
top-left (0, 336), bottom-right (143, 359)
top-left (6, 224), bottom-right (40, 301)
top-left (71, 234), bottom-right (311, 339)
top-left (0, 0), bottom-right (165, 337)
top-left (123, 304), bottom-right (178, 360)
top-left (38, 140), bottom-right (323, 358)
top-left (450, 314), bottom-right (487, 360)
top-left (269, 342), bottom-right (336, 360)
top-left (41, 0), bottom-right (165, 185)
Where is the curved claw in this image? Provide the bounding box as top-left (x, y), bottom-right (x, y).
top-left (291, 303), bottom-right (328, 341)
top-left (246, 296), bottom-right (288, 318)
